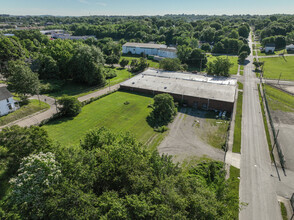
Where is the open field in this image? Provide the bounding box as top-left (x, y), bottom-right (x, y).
top-left (43, 67), bottom-right (132, 98)
top-left (120, 55), bottom-right (160, 69)
top-left (232, 91), bottom-right (243, 153)
top-left (0, 100), bottom-right (50, 126)
top-left (264, 84), bottom-right (294, 112)
top-left (207, 55), bottom-right (239, 75)
top-left (259, 56), bottom-right (294, 81)
top-left (257, 49), bottom-right (288, 56)
top-left (43, 91), bottom-right (165, 147)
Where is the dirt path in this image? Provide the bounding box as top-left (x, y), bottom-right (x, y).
top-left (157, 108), bottom-right (225, 163)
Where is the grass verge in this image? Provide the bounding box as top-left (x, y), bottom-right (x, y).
top-left (229, 165), bottom-right (240, 220)
top-left (232, 91), bottom-right (243, 153)
top-left (0, 100), bottom-right (50, 126)
top-left (280, 202), bottom-right (288, 220)
top-left (43, 91), bottom-right (165, 148)
top-left (258, 84), bottom-right (274, 161)
top-left (237, 82), bottom-right (243, 90)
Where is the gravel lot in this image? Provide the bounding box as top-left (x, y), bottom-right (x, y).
top-left (157, 108), bottom-right (225, 163)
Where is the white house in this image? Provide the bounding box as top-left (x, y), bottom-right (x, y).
top-left (286, 44), bottom-right (294, 51)
top-left (0, 87), bottom-right (18, 116)
top-left (122, 42), bottom-right (177, 58)
top-left (265, 43), bottom-right (276, 53)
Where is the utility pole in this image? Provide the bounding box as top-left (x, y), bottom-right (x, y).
top-left (277, 73), bottom-right (282, 85)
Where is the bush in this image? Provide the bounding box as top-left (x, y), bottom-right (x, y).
top-left (159, 58), bottom-right (183, 71)
top-left (105, 70), bottom-right (117, 79)
top-left (58, 95), bottom-right (82, 117)
top-left (154, 125), bottom-right (169, 133)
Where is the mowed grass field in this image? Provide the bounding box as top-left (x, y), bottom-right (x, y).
top-left (120, 55), bottom-right (160, 69)
top-left (259, 56), bottom-right (294, 81)
top-left (207, 55), bottom-right (239, 75)
top-left (43, 91), bottom-right (165, 148)
top-left (44, 67), bottom-right (132, 98)
top-left (264, 84), bottom-right (294, 112)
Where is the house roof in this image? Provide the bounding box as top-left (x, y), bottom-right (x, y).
top-left (265, 43), bottom-right (276, 47)
top-left (123, 42), bottom-right (167, 49)
top-left (0, 86), bottom-right (13, 101)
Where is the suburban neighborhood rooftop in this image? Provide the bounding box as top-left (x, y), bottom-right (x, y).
top-left (0, 86), bottom-right (13, 101)
top-left (123, 42), bottom-right (168, 49)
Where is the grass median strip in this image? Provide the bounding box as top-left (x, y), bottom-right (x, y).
top-left (0, 100), bottom-right (50, 126)
top-left (232, 91), bottom-right (243, 153)
top-left (280, 202), bottom-right (288, 220)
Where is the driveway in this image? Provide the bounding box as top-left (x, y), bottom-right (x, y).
top-left (158, 108), bottom-right (225, 163)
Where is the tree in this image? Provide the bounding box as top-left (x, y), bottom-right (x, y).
top-left (31, 54), bottom-right (59, 79)
top-left (201, 43), bottom-right (211, 52)
top-left (150, 93), bottom-right (177, 126)
top-left (130, 58), bottom-right (148, 73)
top-left (238, 25), bottom-right (250, 38)
top-left (187, 49), bottom-right (207, 68)
top-left (229, 30), bottom-right (239, 39)
top-left (70, 44), bottom-right (106, 86)
top-left (200, 27), bottom-right (216, 42)
top-left (206, 57), bottom-right (233, 77)
top-left (119, 58), bottom-right (129, 68)
top-left (238, 51), bottom-right (248, 63)
top-left (58, 95), bottom-right (82, 117)
top-left (159, 58), bottom-right (183, 71)
top-left (7, 152), bottom-right (61, 219)
top-left (0, 125), bottom-right (52, 174)
top-left (7, 62), bottom-right (40, 101)
top-left (212, 42), bottom-right (225, 53)
top-left (238, 44), bottom-right (251, 55)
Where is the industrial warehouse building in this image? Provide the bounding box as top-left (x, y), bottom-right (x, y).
top-left (120, 69), bottom-right (237, 112)
top-left (122, 42), bottom-right (177, 59)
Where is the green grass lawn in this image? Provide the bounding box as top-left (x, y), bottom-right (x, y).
top-left (264, 84), bottom-right (294, 112)
top-left (229, 166), bottom-right (240, 219)
top-left (0, 99), bottom-right (50, 126)
top-left (43, 91), bottom-right (165, 148)
top-left (207, 55), bottom-right (239, 75)
top-left (280, 202), bottom-right (288, 220)
top-left (258, 49), bottom-right (288, 57)
top-left (259, 56), bottom-right (294, 81)
top-left (44, 67), bottom-right (132, 98)
top-left (238, 82), bottom-right (243, 90)
top-left (232, 91), bottom-right (243, 153)
top-left (120, 55), bottom-right (160, 69)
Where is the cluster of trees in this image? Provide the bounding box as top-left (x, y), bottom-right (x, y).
top-left (0, 125), bottom-right (239, 219)
top-left (254, 15), bottom-right (294, 48)
top-left (206, 57), bottom-right (233, 77)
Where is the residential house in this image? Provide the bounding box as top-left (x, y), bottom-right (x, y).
top-left (0, 87), bottom-right (18, 116)
top-left (286, 44), bottom-right (294, 51)
top-left (265, 43), bottom-right (276, 53)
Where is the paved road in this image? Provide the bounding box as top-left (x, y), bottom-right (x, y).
top-left (239, 34), bottom-right (281, 220)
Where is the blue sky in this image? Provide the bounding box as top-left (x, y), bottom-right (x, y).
top-left (1, 0), bottom-right (294, 16)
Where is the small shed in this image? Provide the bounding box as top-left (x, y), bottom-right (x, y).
top-left (265, 43), bottom-right (276, 53)
top-left (0, 87), bottom-right (18, 116)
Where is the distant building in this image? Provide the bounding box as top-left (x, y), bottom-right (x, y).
top-left (40, 29), bottom-right (65, 35)
top-left (265, 43), bottom-right (276, 53)
top-left (122, 42), bottom-right (177, 59)
top-left (52, 33), bottom-right (96, 40)
top-left (3, 34), bottom-right (15, 37)
top-left (286, 44), bottom-right (294, 51)
top-left (0, 87), bottom-right (18, 116)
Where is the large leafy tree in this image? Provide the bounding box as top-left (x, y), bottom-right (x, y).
top-left (149, 93), bottom-right (177, 126)
top-left (0, 125), bottom-right (53, 174)
top-left (58, 95), bottom-right (82, 117)
top-left (7, 152), bottom-right (61, 219)
top-left (206, 57), bottom-right (233, 77)
top-left (7, 62), bottom-right (40, 100)
top-left (70, 44), bottom-right (106, 85)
